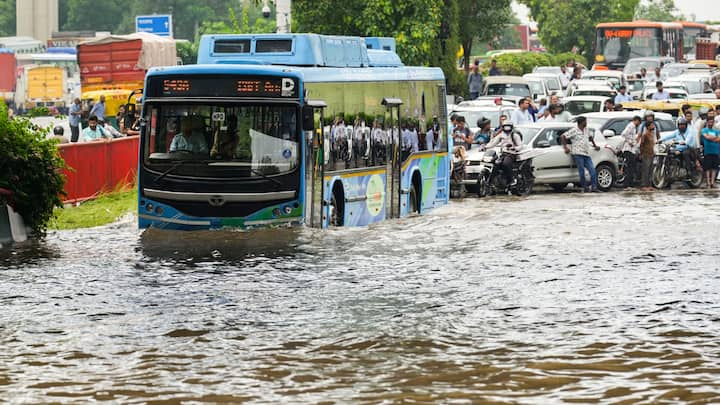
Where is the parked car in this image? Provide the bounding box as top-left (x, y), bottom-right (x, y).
top-left (665, 75), bottom-right (713, 96)
top-left (623, 57), bottom-right (674, 79)
top-left (523, 73), bottom-right (563, 96)
top-left (583, 70), bottom-right (626, 90)
top-left (482, 76), bottom-right (532, 104)
top-left (515, 122), bottom-right (618, 191)
top-left (562, 96), bottom-right (610, 117)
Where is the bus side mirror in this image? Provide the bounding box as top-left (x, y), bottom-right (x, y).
top-left (302, 105), bottom-right (315, 131)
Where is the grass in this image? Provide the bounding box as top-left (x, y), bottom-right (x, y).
top-left (50, 188), bottom-right (137, 230)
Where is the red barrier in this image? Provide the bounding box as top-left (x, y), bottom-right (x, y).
top-left (58, 137), bottom-right (139, 203)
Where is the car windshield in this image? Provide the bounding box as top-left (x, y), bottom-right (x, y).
top-left (627, 80), bottom-right (645, 91)
top-left (545, 78), bottom-right (561, 91)
top-left (451, 109), bottom-right (501, 128)
top-left (528, 80), bottom-right (545, 96)
top-left (516, 127), bottom-right (541, 144)
top-left (565, 100), bottom-right (603, 115)
top-left (487, 83), bottom-right (531, 97)
top-left (584, 117), bottom-right (612, 131)
top-left (662, 64), bottom-right (689, 77)
top-left (680, 81), bottom-right (702, 94)
top-left (142, 102), bottom-right (299, 178)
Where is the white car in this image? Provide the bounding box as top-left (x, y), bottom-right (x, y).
top-left (583, 70), bottom-right (626, 91)
top-left (30, 116), bottom-right (72, 142)
top-left (523, 73), bottom-right (563, 96)
top-left (578, 111), bottom-right (676, 151)
top-left (566, 79), bottom-right (616, 98)
top-left (562, 96), bottom-right (610, 117)
top-left (665, 75), bottom-right (713, 96)
top-left (515, 122), bottom-right (618, 191)
top-left (640, 86), bottom-right (689, 100)
top-left (449, 104), bottom-right (518, 134)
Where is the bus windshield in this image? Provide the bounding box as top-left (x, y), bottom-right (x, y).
top-left (143, 103), bottom-right (299, 178)
top-left (596, 27), bottom-right (661, 65)
top-left (683, 27), bottom-right (703, 57)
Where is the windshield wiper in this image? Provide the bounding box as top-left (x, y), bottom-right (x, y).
top-left (154, 160), bottom-right (190, 183)
top-left (251, 168), bottom-right (283, 188)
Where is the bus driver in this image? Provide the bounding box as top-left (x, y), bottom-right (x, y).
top-left (170, 116), bottom-right (209, 154)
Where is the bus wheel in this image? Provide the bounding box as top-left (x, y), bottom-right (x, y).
top-left (330, 185), bottom-right (344, 227)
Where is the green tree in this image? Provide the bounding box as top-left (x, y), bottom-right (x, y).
top-left (0, 102), bottom-right (66, 236)
top-left (457, 0), bottom-right (514, 70)
top-left (63, 0), bottom-right (124, 32)
top-left (0, 0), bottom-right (15, 37)
top-left (634, 0), bottom-right (683, 21)
top-left (520, 0), bottom-right (639, 58)
top-left (293, 0), bottom-right (464, 93)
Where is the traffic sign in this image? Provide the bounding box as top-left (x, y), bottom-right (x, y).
top-left (135, 15), bottom-right (173, 37)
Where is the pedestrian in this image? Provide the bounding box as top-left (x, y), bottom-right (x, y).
top-left (570, 66), bottom-right (582, 81)
top-left (489, 59), bottom-right (501, 76)
top-left (68, 97), bottom-right (82, 142)
top-left (467, 61), bottom-right (483, 100)
top-left (604, 98), bottom-right (615, 112)
top-left (116, 104), bottom-right (126, 130)
top-left (614, 85), bottom-right (633, 104)
top-left (452, 116), bottom-right (472, 150)
top-left (473, 117), bottom-right (493, 147)
top-left (537, 98), bottom-right (547, 116)
top-left (651, 81), bottom-right (670, 100)
top-left (562, 116), bottom-right (601, 192)
top-left (81, 115), bottom-right (109, 142)
top-left (638, 120), bottom-right (656, 191)
top-left (619, 115), bottom-right (642, 188)
top-left (714, 88), bottom-right (720, 99)
top-left (89, 95), bottom-right (106, 122)
top-left (559, 65), bottom-right (570, 88)
top-left (701, 116), bottom-right (720, 188)
top-left (510, 97), bottom-right (533, 125)
top-left (639, 67), bottom-right (648, 80)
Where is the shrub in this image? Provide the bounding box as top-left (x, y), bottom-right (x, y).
top-left (0, 102), bottom-right (66, 236)
top-left (553, 52), bottom-right (588, 67)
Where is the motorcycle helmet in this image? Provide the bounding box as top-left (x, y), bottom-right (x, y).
top-left (643, 110), bottom-right (655, 119)
top-left (677, 117), bottom-right (688, 126)
top-left (501, 122), bottom-right (514, 133)
top-left (477, 117), bottom-right (491, 128)
top-left (53, 126), bottom-right (64, 136)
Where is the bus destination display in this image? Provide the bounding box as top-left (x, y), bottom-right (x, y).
top-left (149, 76), bottom-right (298, 98)
top-left (604, 28), bottom-right (656, 39)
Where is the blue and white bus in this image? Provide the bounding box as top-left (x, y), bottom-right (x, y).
top-left (137, 34), bottom-right (450, 230)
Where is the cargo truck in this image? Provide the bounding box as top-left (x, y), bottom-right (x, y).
top-left (14, 64), bottom-right (66, 112)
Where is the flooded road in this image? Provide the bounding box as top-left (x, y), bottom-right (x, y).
top-left (1, 190), bottom-right (720, 403)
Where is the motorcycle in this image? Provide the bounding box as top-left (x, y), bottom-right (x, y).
top-left (615, 150), bottom-right (641, 188)
top-left (476, 147), bottom-right (538, 197)
top-left (652, 141), bottom-right (703, 189)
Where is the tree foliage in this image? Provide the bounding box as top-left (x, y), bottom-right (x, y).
top-left (634, 0), bottom-right (683, 21)
top-left (457, 0), bottom-right (514, 70)
top-left (293, 0), bottom-right (483, 95)
top-left (0, 0), bottom-right (15, 37)
top-left (0, 103), bottom-right (66, 236)
top-left (520, 0), bottom-right (639, 58)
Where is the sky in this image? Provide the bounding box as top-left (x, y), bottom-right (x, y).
top-left (512, 0), bottom-right (720, 24)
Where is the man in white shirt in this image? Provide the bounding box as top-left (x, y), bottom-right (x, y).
top-left (651, 81), bottom-right (670, 101)
top-left (510, 98), bottom-right (534, 125)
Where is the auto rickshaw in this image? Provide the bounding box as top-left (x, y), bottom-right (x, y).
top-left (620, 100), bottom-right (685, 119)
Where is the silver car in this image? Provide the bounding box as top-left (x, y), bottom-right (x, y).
top-left (516, 122), bottom-right (619, 191)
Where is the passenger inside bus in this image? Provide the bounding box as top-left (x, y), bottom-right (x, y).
top-left (169, 116), bottom-right (209, 155)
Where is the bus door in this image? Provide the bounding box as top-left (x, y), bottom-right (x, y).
top-left (303, 100), bottom-right (326, 228)
top-left (382, 98), bottom-right (403, 219)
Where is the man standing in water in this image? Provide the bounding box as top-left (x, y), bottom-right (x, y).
top-left (562, 116), bottom-right (600, 192)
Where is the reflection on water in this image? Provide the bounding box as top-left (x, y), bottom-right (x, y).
top-left (1, 191), bottom-right (720, 403)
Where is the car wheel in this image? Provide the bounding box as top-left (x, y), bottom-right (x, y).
top-left (596, 163), bottom-right (615, 192)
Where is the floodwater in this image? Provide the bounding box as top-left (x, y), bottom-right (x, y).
top-left (1, 190), bottom-right (720, 403)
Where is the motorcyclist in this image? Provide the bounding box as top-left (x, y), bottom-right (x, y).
top-left (659, 117), bottom-right (700, 173)
top-left (485, 122), bottom-right (523, 188)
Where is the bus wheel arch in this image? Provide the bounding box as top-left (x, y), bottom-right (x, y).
top-left (330, 181), bottom-right (345, 227)
top-left (409, 171), bottom-right (422, 214)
